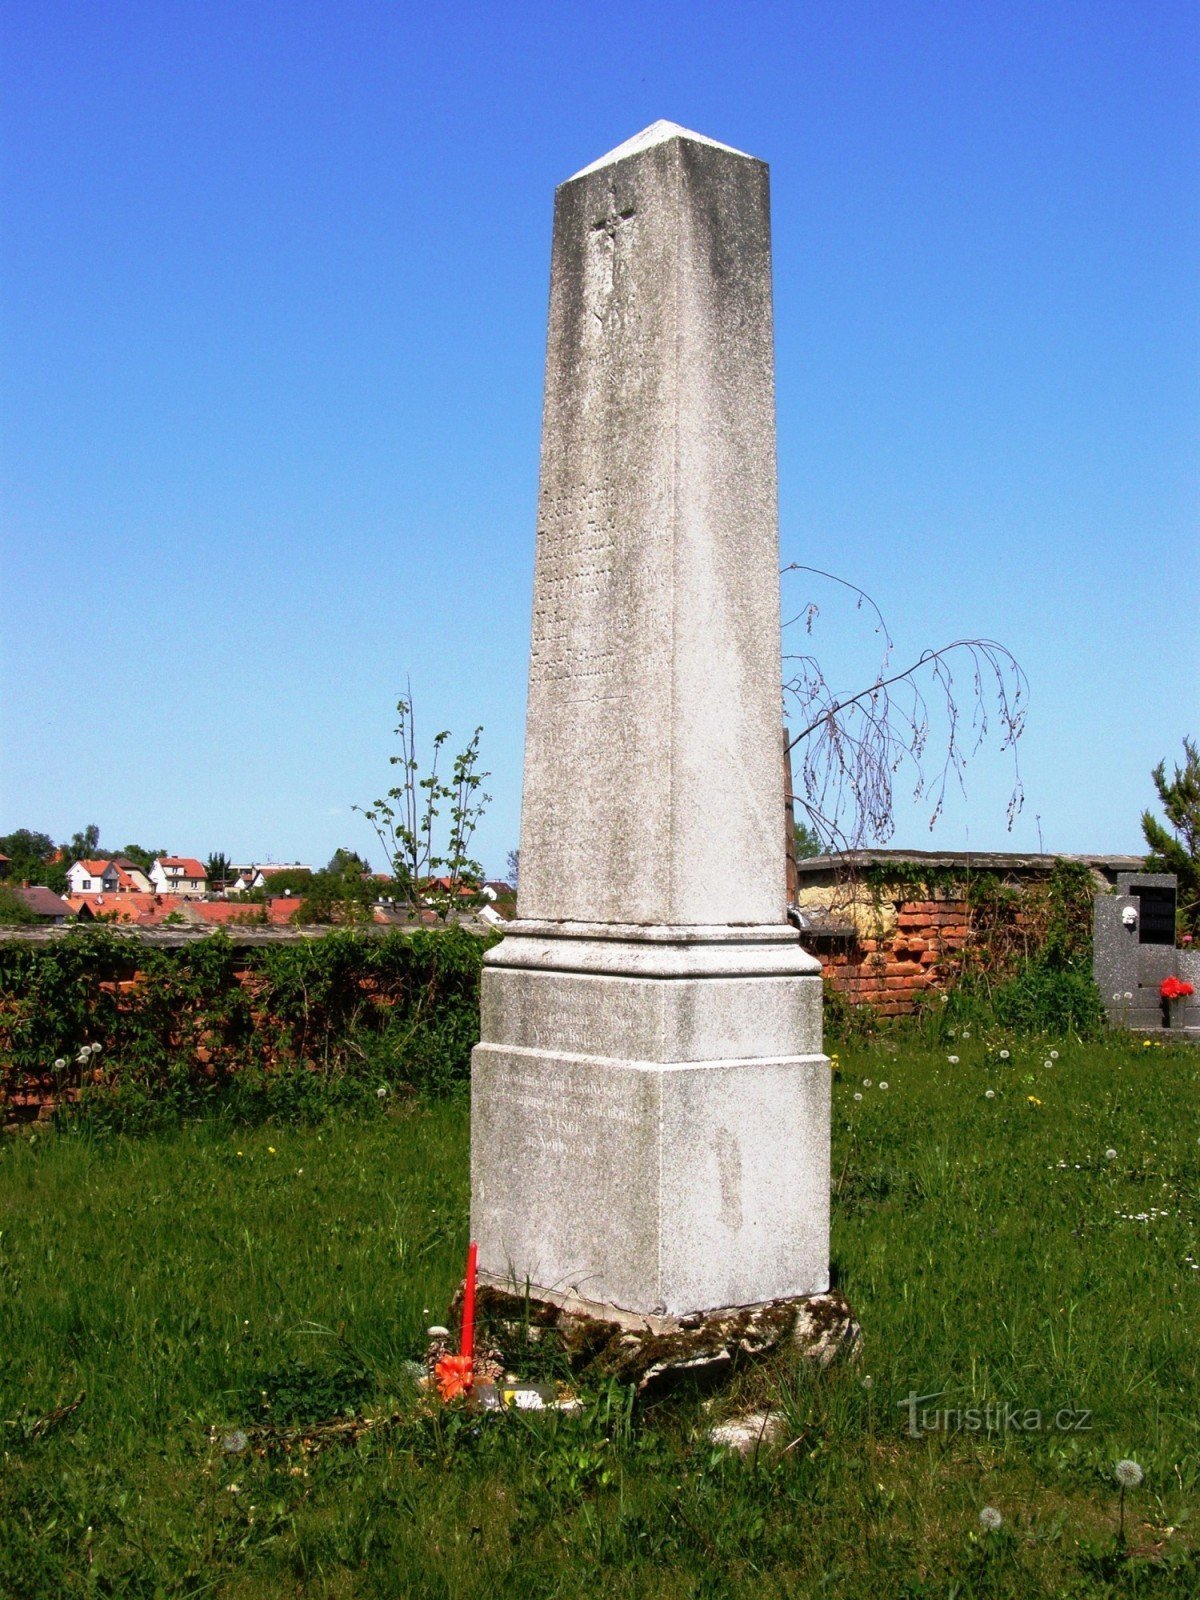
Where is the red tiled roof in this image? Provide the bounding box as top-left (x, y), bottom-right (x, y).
top-left (157, 858), bottom-right (206, 876)
top-left (66, 892), bottom-right (187, 925)
top-left (186, 898), bottom-right (305, 926)
top-left (78, 859), bottom-right (112, 876)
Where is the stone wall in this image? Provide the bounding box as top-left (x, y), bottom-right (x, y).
top-left (794, 851), bottom-right (1144, 1018)
top-left (803, 896), bottom-right (977, 1018)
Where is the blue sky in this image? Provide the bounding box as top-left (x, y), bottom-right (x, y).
top-left (3, 0), bottom-right (1196, 876)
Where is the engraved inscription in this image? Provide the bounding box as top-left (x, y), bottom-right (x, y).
top-left (529, 482), bottom-right (624, 699)
top-left (496, 1064), bottom-right (644, 1154)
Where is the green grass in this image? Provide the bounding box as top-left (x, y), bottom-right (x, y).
top-left (0, 1034), bottom-right (1197, 1597)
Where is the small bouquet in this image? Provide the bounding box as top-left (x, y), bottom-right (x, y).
top-left (1160, 976), bottom-right (1195, 1001)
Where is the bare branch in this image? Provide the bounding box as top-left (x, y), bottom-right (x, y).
top-left (782, 569), bottom-right (1027, 851)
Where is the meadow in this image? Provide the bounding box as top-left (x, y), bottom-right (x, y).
top-left (0, 1032), bottom-right (1197, 1598)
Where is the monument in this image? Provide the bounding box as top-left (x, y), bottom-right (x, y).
top-left (471, 122), bottom-right (830, 1323)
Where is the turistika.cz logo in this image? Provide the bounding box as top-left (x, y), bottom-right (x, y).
top-left (898, 1390), bottom-right (1092, 1438)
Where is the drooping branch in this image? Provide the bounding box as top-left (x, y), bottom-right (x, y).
top-left (782, 564), bottom-right (1028, 852)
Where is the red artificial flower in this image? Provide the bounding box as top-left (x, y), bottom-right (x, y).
top-left (434, 1353), bottom-right (474, 1402)
top-left (1160, 976), bottom-right (1195, 1001)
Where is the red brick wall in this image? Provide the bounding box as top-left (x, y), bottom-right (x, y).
top-left (811, 897), bottom-right (974, 1017)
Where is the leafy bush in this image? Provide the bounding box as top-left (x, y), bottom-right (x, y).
top-left (0, 925), bottom-right (495, 1126)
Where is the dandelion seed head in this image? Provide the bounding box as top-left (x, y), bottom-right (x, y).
top-left (879, 1081), bottom-right (889, 1090)
top-left (985, 1090), bottom-right (995, 1099)
top-left (1114, 1459), bottom-right (1143, 1489)
top-left (999, 1049), bottom-right (1010, 1059)
top-left (978, 1506), bottom-right (1003, 1531)
top-left (948, 1055), bottom-right (959, 1064)
top-left (222, 1430), bottom-right (248, 1455)
top-left (1106, 1149), bottom-right (1117, 1160)
top-left (853, 1092), bottom-right (863, 1101)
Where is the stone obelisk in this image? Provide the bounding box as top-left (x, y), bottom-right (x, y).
top-left (471, 122), bottom-right (828, 1318)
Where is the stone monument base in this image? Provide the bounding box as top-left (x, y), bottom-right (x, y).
top-left (470, 921), bottom-right (829, 1318)
top-left (456, 1279), bottom-right (860, 1396)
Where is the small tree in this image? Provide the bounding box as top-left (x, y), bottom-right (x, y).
top-left (1142, 738), bottom-right (1200, 937)
top-left (356, 687), bottom-right (491, 920)
top-left (205, 851), bottom-right (232, 890)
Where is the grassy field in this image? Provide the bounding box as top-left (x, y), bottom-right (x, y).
top-left (1, 1033), bottom-right (1197, 1597)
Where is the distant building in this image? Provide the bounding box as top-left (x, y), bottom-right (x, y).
top-left (149, 857), bottom-right (208, 897)
top-left (0, 854), bottom-right (9, 880)
top-left (227, 864), bottom-right (311, 893)
top-left (110, 856), bottom-right (153, 892)
top-left (67, 859), bottom-right (121, 895)
top-left (10, 885), bottom-right (72, 924)
top-left (67, 858), bottom-right (154, 895)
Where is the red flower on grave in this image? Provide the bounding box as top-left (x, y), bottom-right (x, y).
top-left (1160, 976), bottom-right (1194, 1001)
top-left (434, 1354), bottom-right (474, 1402)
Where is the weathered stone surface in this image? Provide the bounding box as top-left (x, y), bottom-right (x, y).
top-left (467, 1282), bottom-right (859, 1396)
top-left (472, 1046), bottom-right (830, 1315)
top-left (517, 120), bottom-right (784, 927)
top-left (470, 122), bottom-right (832, 1319)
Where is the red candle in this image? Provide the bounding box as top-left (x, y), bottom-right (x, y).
top-left (461, 1239), bottom-right (478, 1365)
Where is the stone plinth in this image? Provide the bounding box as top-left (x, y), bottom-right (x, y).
top-left (471, 123), bottom-right (829, 1319)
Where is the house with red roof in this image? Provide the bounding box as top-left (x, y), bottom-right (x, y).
top-left (67, 892), bottom-right (187, 925)
top-left (67, 859), bottom-right (121, 895)
top-left (67, 858), bottom-right (154, 895)
top-left (149, 857), bottom-right (207, 897)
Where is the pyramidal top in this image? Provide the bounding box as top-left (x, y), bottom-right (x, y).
top-left (567, 120), bottom-right (753, 182)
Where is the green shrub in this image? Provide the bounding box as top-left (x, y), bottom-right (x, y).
top-left (0, 925), bottom-right (495, 1128)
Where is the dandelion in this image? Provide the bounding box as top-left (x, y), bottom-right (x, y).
top-left (1142, 1040), bottom-right (1151, 1048)
top-left (1114, 1459), bottom-right (1143, 1543)
top-left (948, 1055), bottom-right (960, 1065)
top-left (1027, 1095), bottom-right (1042, 1106)
top-left (90, 1042), bottom-right (102, 1054)
top-left (999, 1049), bottom-right (1010, 1059)
top-left (376, 1085), bottom-right (389, 1099)
top-left (985, 1089), bottom-right (995, 1099)
top-left (1105, 1149), bottom-right (1117, 1160)
top-left (853, 1092), bottom-right (863, 1102)
top-left (863, 1079), bottom-right (872, 1088)
top-left (226, 1484), bottom-right (241, 1495)
top-left (1049, 1050), bottom-right (1059, 1060)
top-left (1044, 1059), bottom-right (1053, 1068)
top-left (427, 1324), bottom-right (451, 1339)
top-left (53, 1058), bottom-right (66, 1070)
top-left (222, 1430), bottom-right (248, 1455)
top-left (879, 1081), bottom-right (889, 1091)
top-left (962, 1030), bottom-right (971, 1039)
top-left (978, 1506), bottom-right (1003, 1532)
top-left (1124, 991), bottom-right (1133, 1001)
top-left (267, 1146), bottom-right (277, 1155)
top-left (861, 1375), bottom-right (874, 1390)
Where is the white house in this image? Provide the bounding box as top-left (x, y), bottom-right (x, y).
top-left (67, 859), bottom-right (120, 895)
top-left (228, 863), bottom-right (311, 893)
top-left (149, 857), bottom-right (208, 897)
